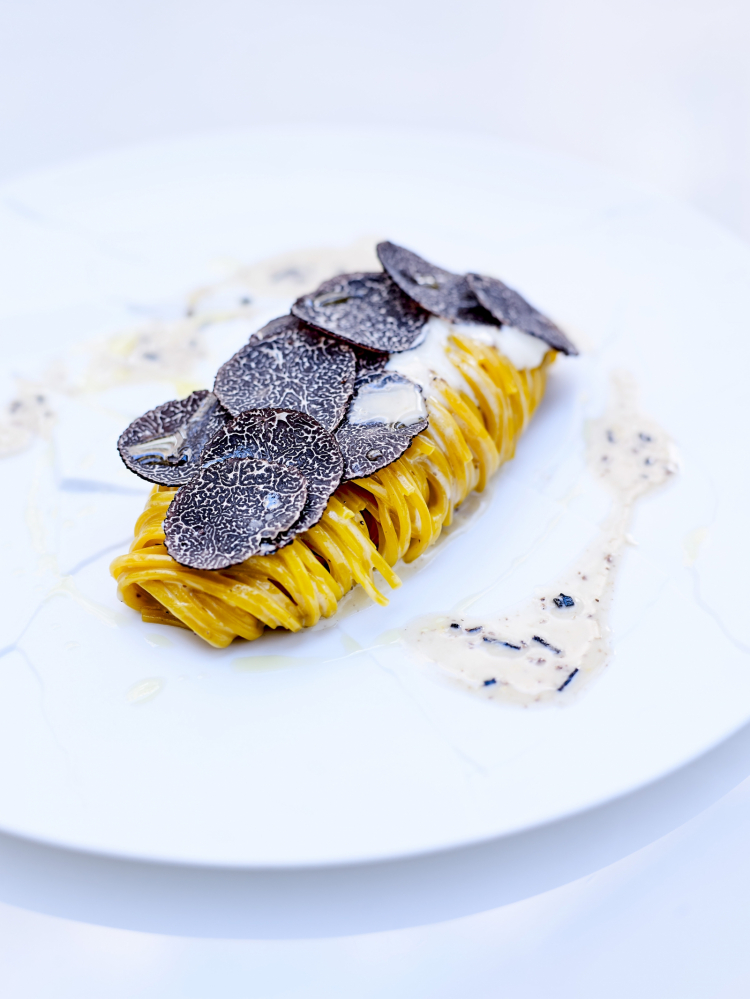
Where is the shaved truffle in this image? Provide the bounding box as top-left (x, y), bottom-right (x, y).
top-left (164, 457), bottom-right (308, 570)
top-left (201, 408), bottom-right (343, 548)
top-left (292, 272), bottom-right (428, 353)
top-left (353, 346), bottom-right (389, 380)
top-left (377, 241), bottom-right (491, 325)
top-left (466, 273), bottom-right (578, 355)
top-left (246, 314), bottom-right (300, 347)
top-left (335, 371), bottom-right (429, 480)
top-left (213, 315), bottom-right (356, 432)
top-left (117, 390), bottom-right (230, 486)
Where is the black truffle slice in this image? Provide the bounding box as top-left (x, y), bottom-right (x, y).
top-left (335, 371), bottom-right (429, 480)
top-left (163, 457), bottom-right (308, 570)
top-left (353, 345), bottom-right (389, 380)
top-left (292, 272), bottom-right (429, 353)
top-left (246, 314), bottom-right (300, 347)
top-left (213, 315), bottom-right (356, 432)
top-left (201, 408), bottom-right (343, 548)
top-left (377, 241), bottom-right (492, 325)
top-left (117, 390), bottom-right (230, 486)
top-left (466, 273), bottom-right (578, 355)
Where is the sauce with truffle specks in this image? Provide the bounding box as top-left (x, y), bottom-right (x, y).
top-left (402, 373), bottom-right (679, 706)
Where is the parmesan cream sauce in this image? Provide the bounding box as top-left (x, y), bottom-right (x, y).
top-left (402, 374), bottom-right (679, 706)
top-left (1, 240), bottom-right (381, 459)
top-left (385, 316), bottom-right (549, 405)
top-left (347, 375), bottom-right (427, 427)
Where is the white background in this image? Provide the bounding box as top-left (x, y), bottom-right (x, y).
top-left (2, 1), bottom-right (750, 995)
top-left (2, 0), bottom-right (750, 242)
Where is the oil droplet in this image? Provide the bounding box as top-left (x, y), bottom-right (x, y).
top-left (50, 577), bottom-right (125, 628)
top-left (127, 678), bottom-right (164, 704)
top-left (232, 655), bottom-right (320, 672)
top-left (683, 526), bottom-right (709, 567)
top-left (339, 632), bottom-right (362, 655)
top-left (144, 632), bottom-right (173, 648)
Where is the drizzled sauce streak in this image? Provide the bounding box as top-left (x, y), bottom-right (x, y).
top-left (403, 373), bottom-right (679, 706)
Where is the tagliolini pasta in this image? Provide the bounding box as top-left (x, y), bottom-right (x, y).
top-left (111, 333), bottom-right (554, 647)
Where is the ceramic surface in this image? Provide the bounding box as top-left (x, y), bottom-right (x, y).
top-left (0, 126), bottom-right (748, 866)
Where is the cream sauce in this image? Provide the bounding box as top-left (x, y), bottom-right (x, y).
top-left (403, 374), bottom-right (679, 706)
top-left (348, 376), bottom-right (427, 427)
top-left (385, 315), bottom-right (551, 407)
top-left (0, 377), bottom-right (59, 459)
top-left (385, 316), bottom-right (473, 398)
top-left (455, 321), bottom-right (549, 370)
top-left (189, 236), bottom-right (381, 307)
top-left (0, 238), bottom-right (381, 459)
top-left (83, 318), bottom-right (206, 393)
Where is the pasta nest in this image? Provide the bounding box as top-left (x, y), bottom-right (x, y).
top-left (111, 333), bottom-right (554, 647)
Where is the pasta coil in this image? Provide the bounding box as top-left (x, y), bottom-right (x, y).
top-left (111, 336), bottom-right (554, 647)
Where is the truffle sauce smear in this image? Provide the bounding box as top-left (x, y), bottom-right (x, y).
top-left (403, 374), bottom-right (679, 706)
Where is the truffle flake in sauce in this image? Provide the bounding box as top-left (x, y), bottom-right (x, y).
top-left (403, 374), bottom-right (679, 706)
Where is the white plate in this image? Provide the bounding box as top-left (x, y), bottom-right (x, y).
top-left (1, 126), bottom-right (749, 867)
